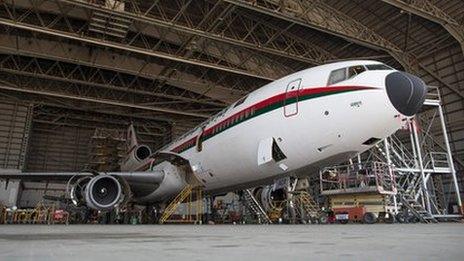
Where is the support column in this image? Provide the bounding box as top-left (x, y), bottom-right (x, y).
top-left (411, 120), bottom-right (432, 214)
top-left (437, 105), bottom-right (462, 212)
top-left (384, 138), bottom-right (398, 214)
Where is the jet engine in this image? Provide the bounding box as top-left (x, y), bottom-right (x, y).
top-left (120, 144), bottom-right (152, 171)
top-left (70, 174), bottom-right (130, 211)
top-left (253, 186), bottom-right (288, 212)
top-left (84, 175), bottom-right (124, 211)
top-left (68, 152), bottom-right (192, 211)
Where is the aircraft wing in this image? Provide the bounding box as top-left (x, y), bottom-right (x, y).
top-left (0, 171), bottom-right (164, 183)
top-left (0, 152), bottom-right (192, 211)
top-left (0, 171), bottom-right (92, 181)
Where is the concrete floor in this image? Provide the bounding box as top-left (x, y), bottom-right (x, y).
top-left (0, 224), bottom-right (463, 260)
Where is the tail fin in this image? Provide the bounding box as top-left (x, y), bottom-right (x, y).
top-left (126, 124), bottom-right (138, 152)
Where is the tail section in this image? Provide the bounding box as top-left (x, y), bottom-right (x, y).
top-left (121, 124), bottom-right (152, 171)
top-left (126, 124), bottom-right (138, 153)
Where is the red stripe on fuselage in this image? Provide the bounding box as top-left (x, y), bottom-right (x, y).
top-left (170, 85), bottom-right (376, 153)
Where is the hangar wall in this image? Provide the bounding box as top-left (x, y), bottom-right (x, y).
top-left (0, 101), bottom-right (32, 171)
top-left (25, 123), bottom-right (92, 172)
top-left (419, 44), bottom-right (464, 191)
top-left (0, 101), bottom-right (32, 207)
top-left (420, 43), bottom-right (464, 164)
top-left (0, 107), bottom-right (172, 207)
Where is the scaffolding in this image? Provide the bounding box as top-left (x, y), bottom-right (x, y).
top-left (87, 128), bottom-right (126, 172)
top-left (359, 87), bottom-right (462, 221)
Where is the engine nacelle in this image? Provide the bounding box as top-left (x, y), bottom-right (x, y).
top-left (70, 176), bottom-right (92, 207)
top-left (253, 186), bottom-right (288, 212)
top-left (120, 145), bottom-right (151, 171)
top-left (69, 175), bottom-right (129, 211)
top-left (84, 175), bottom-right (125, 211)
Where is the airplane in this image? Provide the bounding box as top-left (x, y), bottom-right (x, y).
top-left (0, 60), bottom-right (427, 212)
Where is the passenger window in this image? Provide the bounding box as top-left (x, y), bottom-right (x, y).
top-left (348, 65), bottom-right (366, 79)
top-left (327, 68), bottom-right (347, 85)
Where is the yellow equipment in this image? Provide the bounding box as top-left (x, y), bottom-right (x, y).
top-left (159, 185), bottom-right (203, 224)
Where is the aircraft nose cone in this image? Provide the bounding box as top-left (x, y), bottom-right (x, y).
top-left (385, 71), bottom-right (427, 116)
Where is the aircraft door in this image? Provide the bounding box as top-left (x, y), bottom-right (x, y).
top-left (284, 79), bottom-right (301, 117)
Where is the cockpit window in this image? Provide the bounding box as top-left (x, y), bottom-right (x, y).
top-left (328, 64), bottom-right (372, 85)
top-left (233, 96), bottom-right (247, 108)
top-left (348, 65), bottom-right (366, 79)
top-left (327, 68), bottom-right (347, 85)
top-left (365, 64), bottom-right (393, 70)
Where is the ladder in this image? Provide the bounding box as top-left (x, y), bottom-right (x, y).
top-left (243, 189), bottom-right (272, 224)
top-left (291, 191), bottom-right (321, 220)
top-left (397, 190), bottom-right (438, 223)
top-left (159, 185), bottom-right (193, 224)
top-left (375, 140), bottom-right (437, 223)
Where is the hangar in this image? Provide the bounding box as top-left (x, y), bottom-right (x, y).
top-left (0, 0), bottom-right (464, 258)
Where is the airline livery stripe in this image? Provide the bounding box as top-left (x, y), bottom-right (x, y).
top-left (171, 86), bottom-right (376, 153)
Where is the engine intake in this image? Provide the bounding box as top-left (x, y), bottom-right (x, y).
top-left (120, 144), bottom-right (152, 171)
top-left (85, 175), bottom-right (123, 211)
top-left (135, 145), bottom-right (151, 161)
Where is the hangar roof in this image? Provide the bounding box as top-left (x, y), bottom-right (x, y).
top-left (0, 0), bottom-right (462, 159)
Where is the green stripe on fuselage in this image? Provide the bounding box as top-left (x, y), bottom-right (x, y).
top-left (177, 88), bottom-right (361, 153)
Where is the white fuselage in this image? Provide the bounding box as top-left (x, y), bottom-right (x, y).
top-left (131, 60), bottom-right (411, 203)
top-left (154, 60), bottom-right (405, 193)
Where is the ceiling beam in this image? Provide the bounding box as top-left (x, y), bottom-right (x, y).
top-left (0, 17), bottom-right (274, 81)
top-left (55, 0), bottom-right (336, 65)
top-left (0, 32), bottom-right (244, 103)
top-left (224, 0), bottom-right (464, 100)
top-left (0, 95), bottom-right (185, 124)
top-left (0, 54), bottom-right (226, 108)
top-left (33, 108), bottom-right (169, 137)
top-left (382, 0), bottom-right (464, 55)
top-left (0, 1), bottom-right (287, 82)
top-left (0, 81), bottom-right (210, 118)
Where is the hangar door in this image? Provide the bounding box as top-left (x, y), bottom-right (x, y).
top-left (284, 79), bottom-right (301, 117)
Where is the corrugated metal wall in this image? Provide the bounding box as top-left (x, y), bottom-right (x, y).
top-left (420, 44), bottom-right (464, 168)
top-left (24, 123), bottom-right (93, 172)
top-left (17, 123), bottom-right (93, 207)
top-left (0, 101), bottom-right (32, 171)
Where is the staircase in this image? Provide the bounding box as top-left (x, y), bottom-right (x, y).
top-left (159, 185), bottom-right (193, 224)
top-left (375, 135), bottom-right (415, 170)
top-left (398, 190), bottom-right (437, 223)
top-left (242, 189), bottom-right (272, 224)
top-left (374, 136), bottom-right (438, 223)
top-left (290, 190), bottom-right (321, 221)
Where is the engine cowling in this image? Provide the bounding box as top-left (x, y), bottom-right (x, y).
top-left (120, 145), bottom-right (151, 171)
top-left (253, 186), bottom-right (288, 212)
top-left (84, 175), bottom-right (123, 211)
top-left (70, 176), bottom-right (92, 207)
